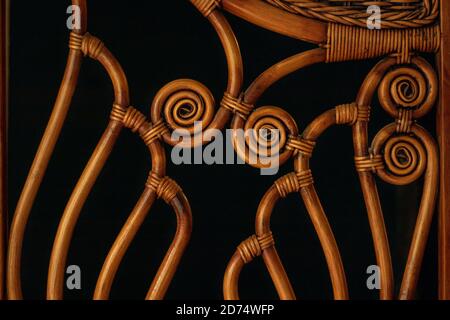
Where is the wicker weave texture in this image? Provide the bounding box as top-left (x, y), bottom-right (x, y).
top-left (264, 0), bottom-right (438, 28)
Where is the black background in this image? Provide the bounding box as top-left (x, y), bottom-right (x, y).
top-left (9, 0), bottom-right (438, 300)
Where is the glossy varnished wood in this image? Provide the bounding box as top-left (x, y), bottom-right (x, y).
top-left (3, 0), bottom-right (447, 301)
top-left (7, 0), bottom-right (87, 299)
top-left (222, 0), bottom-right (326, 44)
top-left (438, 0), bottom-right (450, 300)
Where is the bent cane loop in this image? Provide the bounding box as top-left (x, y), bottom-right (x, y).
top-left (7, 0), bottom-right (87, 300)
top-left (94, 108), bottom-right (192, 300)
top-left (224, 106), bottom-right (356, 300)
top-left (292, 105), bottom-right (361, 300)
top-left (224, 46), bottom-right (346, 300)
top-left (353, 58), bottom-right (397, 300)
top-left (398, 126), bottom-right (438, 299)
top-left (347, 55), bottom-right (438, 300)
top-left (322, 23), bottom-right (438, 300)
top-left (347, 22), bottom-right (439, 299)
top-left (369, 57), bottom-right (439, 299)
top-left (47, 33), bottom-right (130, 300)
top-left (146, 189), bottom-right (191, 300)
top-left (230, 48), bottom-right (326, 169)
top-left (152, 1), bottom-right (244, 148)
top-left (370, 124), bottom-right (438, 299)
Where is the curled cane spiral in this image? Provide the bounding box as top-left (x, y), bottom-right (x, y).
top-left (378, 57), bottom-right (438, 119)
top-left (372, 124), bottom-right (426, 186)
top-left (234, 106), bottom-right (299, 168)
top-left (151, 79), bottom-right (215, 146)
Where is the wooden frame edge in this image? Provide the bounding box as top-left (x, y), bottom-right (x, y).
top-left (222, 0), bottom-right (327, 44)
top-left (438, 0), bottom-right (450, 300)
top-left (0, 0), bottom-right (446, 300)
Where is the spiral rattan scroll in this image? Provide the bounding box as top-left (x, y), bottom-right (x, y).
top-left (6, 0), bottom-right (441, 300)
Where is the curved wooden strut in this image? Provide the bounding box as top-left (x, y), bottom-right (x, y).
top-left (46, 21), bottom-right (193, 302)
top-left (223, 30), bottom-right (438, 301)
top-left (7, 0), bottom-right (88, 300)
top-left (8, 0), bottom-right (194, 300)
top-left (7, 0), bottom-right (440, 301)
top-left (224, 48), bottom-right (349, 300)
top-left (355, 56), bottom-right (439, 299)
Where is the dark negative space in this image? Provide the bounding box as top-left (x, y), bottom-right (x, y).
top-left (9, 1), bottom-right (438, 299)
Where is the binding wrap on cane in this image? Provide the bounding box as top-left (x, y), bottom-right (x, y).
top-left (221, 92), bottom-right (253, 120)
top-left (140, 121), bottom-right (169, 146)
top-left (357, 105), bottom-right (371, 123)
top-left (237, 233), bottom-right (275, 264)
top-left (286, 136), bottom-right (316, 158)
top-left (335, 103), bottom-right (358, 126)
top-left (68, 32), bottom-right (106, 60)
top-left (324, 24), bottom-right (440, 63)
top-left (296, 170), bottom-right (314, 188)
top-left (274, 171), bottom-right (314, 198)
top-left (146, 172), bottom-right (182, 204)
top-left (355, 155), bottom-right (385, 173)
top-left (80, 33), bottom-right (105, 60)
top-left (190, 0), bottom-right (221, 17)
top-left (110, 103), bottom-right (127, 122)
top-left (396, 109), bottom-right (414, 134)
top-left (123, 107), bottom-right (147, 133)
top-left (335, 103), bottom-right (371, 125)
top-left (110, 105), bottom-right (169, 146)
top-left (275, 173), bottom-right (300, 198)
top-left (69, 32), bottom-right (84, 51)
